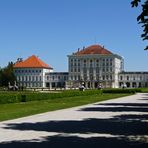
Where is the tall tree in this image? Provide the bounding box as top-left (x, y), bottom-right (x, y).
top-left (0, 67), bottom-right (2, 86)
top-left (0, 62), bottom-right (16, 87)
top-left (131, 0), bottom-right (148, 50)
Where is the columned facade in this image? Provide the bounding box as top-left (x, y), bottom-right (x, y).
top-left (67, 45), bottom-right (123, 88)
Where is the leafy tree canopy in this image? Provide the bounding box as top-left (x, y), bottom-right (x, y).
top-left (131, 0), bottom-right (148, 50)
top-left (0, 62), bottom-right (16, 87)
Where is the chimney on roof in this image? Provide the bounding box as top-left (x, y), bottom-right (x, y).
top-left (17, 58), bottom-right (23, 63)
top-left (102, 45), bottom-right (104, 48)
top-left (78, 48), bottom-right (80, 52)
top-left (83, 46), bottom-right (85, 50)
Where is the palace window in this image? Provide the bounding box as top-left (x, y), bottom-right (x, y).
top-left (96, 68), bottom-right (99, 73)
top-left (64, 76), bottom-right (67, 80)
top-left (78, 68), bottom-right (80, 72)
top-left (89, 68), bottom-right (93, 74)
top-left (120, 76), bottom-right (123, 80)
top-left (127, 76), bottom-right (129, 80)
top-left (83, 68), bottom-right (87, 73)
top-left (71, 68), bottom-right (73, 72)
top-left (52, 76), bottom-right (54, 80)
top-left (47, 76), bottom-right (49, 80)
top-left (74, 76), bottom-right (77, 80)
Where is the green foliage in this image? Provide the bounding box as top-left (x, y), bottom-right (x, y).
top-left (0, 90), bottom-right (102, 104)
top-left (0, 88), bottom-right (144, 104)
top-left (131, 0), bottom-right (148, 50)
top-left (140, 87), bottom-right (148, 92)
top-left (0, 62), bottom-right (16, 86)
top-left (131, 0), bottom-right (141, 7)
top-left (102, 88), bottom-right (142, 94)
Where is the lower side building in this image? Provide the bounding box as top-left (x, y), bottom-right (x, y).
top-left (45, 72), bottom-right (68, 89)
top-left (118, 72), bottom-right (148, 88)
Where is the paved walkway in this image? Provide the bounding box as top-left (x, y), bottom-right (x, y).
top-left (0, 93), bottom-right (148, 148)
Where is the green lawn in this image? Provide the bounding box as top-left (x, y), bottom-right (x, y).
top-left (0, 93), bottom-right (130, 121)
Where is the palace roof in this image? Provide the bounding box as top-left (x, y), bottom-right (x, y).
top-left (75, 45), bottom-right (113, 55)
top-left (13, 55), bottom-right (53, 69)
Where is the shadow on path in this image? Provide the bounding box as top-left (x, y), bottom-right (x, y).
top-left (0, 97), bottom-right (148, 148)
top-left (80, 102), bottom-right (148, 112)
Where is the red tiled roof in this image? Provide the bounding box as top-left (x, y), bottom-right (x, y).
top-left (75, 45), bottom-right (112, 55)
top-left (13, 55), bottom-right (53, 69)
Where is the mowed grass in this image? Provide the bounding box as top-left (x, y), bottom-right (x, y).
top-left (0, 93), bottom-right (130, 121)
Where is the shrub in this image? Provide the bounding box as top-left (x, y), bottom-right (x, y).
top-left (21, 95), bottom-right (27, 102)
top-left (0, 90), bottom-right (102, 104)
top-left (102, 88), bottom-right (142, 94)
top-left (0, 94), bottom-right (19, 104)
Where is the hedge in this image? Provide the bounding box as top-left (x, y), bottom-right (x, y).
top-left (102, 88), bottom-right (142, 94)
top-left (0, 90), bottom-right (102, 104)
top-left (0, 88), bottom-right (141, 104)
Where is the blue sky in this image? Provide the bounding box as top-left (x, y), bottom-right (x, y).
top-left (0, 0), bottom-right (147, 72)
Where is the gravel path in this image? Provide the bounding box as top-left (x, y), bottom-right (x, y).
top-left (0, 93), bottom-right (148, 148)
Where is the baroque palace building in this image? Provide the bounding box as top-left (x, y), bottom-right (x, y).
top-left (67, 45), bottom-right (124, 88)
top-left (13, 44), bottom-right (148, 89)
